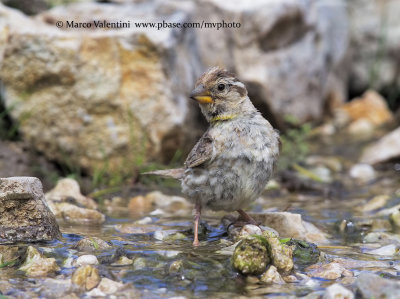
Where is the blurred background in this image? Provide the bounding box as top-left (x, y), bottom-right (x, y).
top-left (0, 0), bottom-right (399, 192)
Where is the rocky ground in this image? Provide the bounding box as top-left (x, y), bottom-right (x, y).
top-left (0, 0), bottom-right (400, 298)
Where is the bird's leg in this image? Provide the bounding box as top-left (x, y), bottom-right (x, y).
top-left (237, 209), bottom-right (258, 225)
top-left (193, 202), bottom-right (201, 246)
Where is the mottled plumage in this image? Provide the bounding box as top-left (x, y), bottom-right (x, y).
top-left (144, 67), bottom-right (280, 246)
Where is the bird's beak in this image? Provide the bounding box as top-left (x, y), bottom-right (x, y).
top-left (190, 84), bottom-right (213, 104)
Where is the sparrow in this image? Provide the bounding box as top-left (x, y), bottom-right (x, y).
top-left (144, 67), bottom-right (280, 246)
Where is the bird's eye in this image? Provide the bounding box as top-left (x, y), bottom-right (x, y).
top-left (217, 83), bottom-right (225, 91)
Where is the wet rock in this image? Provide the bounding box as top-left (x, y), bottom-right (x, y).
top-left (366, 244), bottom-right (399, 256)
top-left (72, 237), bottom-right (112, 252)
top-left (306, 262), bottom-right (353, 280)
top-left (357, 195), bottom-right (391, 213)
top-left (0, 245), bottom-right (22, 267)
top-left (286, 239), bottom-right (320, 267)
top-left (252, 212), bottom-right (329, 244)
top-left (49, 202), bottom-right (105, 224)
top-left (115, 223), bottom-right (161, 234)
top-left (154, 230), bottom-right (185, 241)
top-left (169, 259), bottom-right (184, 274)
top-left (263, 231), bottom-right (293, 273)
top-left (322, 283), bottom-right (354, 299)
top-left (260, 265), bottom-right (286, 284)
top-left (390, 210), bottom-right (400, 229)
top-left (355, 272), bottom-right (400, 299)
top-left (19, 246), bottom-right (60, 277)
top-left (364, 232), bottom-right (400, 245)
top-left (133, 257), bottom-right (146, 270)
top-left (45, 178), bottom-right (97, 209)
top-left (39, 278), bottom-right (74, 299)
top-left (349, 164), bottom-right (375, 183)
top-left (71, 265), bottom-right (101, 291)
top-left (74, 255), bottom-right (99, 266)
top-left (232, 236), bottom-right (269, 275)
top-left (96, 278), bottom-right (124, 295)
top-left (0, 2), bottom-right (199, 176)
top-left (361, 127), bottom-right (400, 165)
top-left (111, 256), bottom-right (133, 266)
top-left (340, 90), bottom-right (393, 127)
top-left (0, 177), bottom-right (61, 243)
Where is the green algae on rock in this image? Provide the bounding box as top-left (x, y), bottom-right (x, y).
top-left (72, 237), bottom-right (112, 252)
top-left (232, 236), bottom-right (270, 275)
top-left (262, 231), bottom-right (294, 273)
top-left (285, 239), bottom-right (320, 267)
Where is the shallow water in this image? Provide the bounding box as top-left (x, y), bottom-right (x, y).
top-left (1, 133), bottom-right (400, 298)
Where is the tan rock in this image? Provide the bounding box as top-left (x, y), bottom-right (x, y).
top-left (128, 195), bottom-right (153, 216)
top-left (307, 262), bottom-right (353, 280)
top-left (51, 202), bottom-right (105, 224)
top-left (71, 265), bottom-right (101, 291)
top-left (341, 90), bottom-right (393, 126)
top-left (45, 178), bottom-right (97, 209)
top-left (97, 278), bottom-right (124, 295)
top-left (253, 212), bottom-right (329, 244)
top-left (19, 246), bottom-right (60, 277)
top-left (260, 266), bottom-right (286, 284)
top-left (0, 2), bottom-right (199, 176)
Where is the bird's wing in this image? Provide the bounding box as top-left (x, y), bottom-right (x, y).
top-left (184, 132), bottom-right (214, 168)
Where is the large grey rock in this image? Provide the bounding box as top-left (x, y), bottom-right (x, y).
top-left (0, 177), bottom-right (61, 243)
top-left (348, 0), bottom-right (400, 93)
top-left (193, 0), bottom-right (349, 124)
top-left (0, 2), bottom-right (201, 176)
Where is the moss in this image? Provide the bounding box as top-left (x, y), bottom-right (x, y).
top-left (232, 236), bottom-right (270, 275)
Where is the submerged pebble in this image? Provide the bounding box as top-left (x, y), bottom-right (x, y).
top-left (19, 246), bottom-right (60, 277)
top-left (322, 283), bottom-right (354, 299)
top-left (74, 255), bottom-right (99, 266)
top-left (260, 265), bottom-right (286, 284)
top-left (306, 262), bottom-right (353, 280)
top-left (73, 237), bottom-right (112, 252)
top-left (71, 265), bottom-right (101, 291)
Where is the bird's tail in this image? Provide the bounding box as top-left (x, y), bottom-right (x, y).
top-left (141, 168), bottom-right (184, 180)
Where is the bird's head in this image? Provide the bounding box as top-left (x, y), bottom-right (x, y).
top-left (190, 67), bottom-right (252, 123)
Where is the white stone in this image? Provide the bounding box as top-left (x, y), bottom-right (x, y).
top-left (323, 283), bottom-right (354, 299)
top-left (349, 163), bottom-right (375, 183)
top-left (74, 255), bottom-right (99, 266)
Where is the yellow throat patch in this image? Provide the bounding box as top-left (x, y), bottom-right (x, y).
top-left (210, 114), bottom-right (238, 123)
